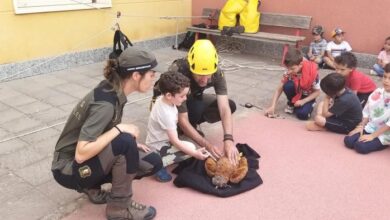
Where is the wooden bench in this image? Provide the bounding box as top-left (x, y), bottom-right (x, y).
top-left (188, 8), bottom-right (312, 64)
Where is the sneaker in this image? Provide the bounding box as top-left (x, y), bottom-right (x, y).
top-left (155, 167), bottom-right (172, 182)
top-left (369, 70), bottom-right (377, 76)
top-left (284, 105), bottom-right (294, 114)
top-left (128, 200), bottom-right (157, 220)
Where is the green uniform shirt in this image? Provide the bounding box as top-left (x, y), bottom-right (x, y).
top-left (54, 80), bottom-right (127, 158)
top-left (167, 58), bottom-right (228, 113)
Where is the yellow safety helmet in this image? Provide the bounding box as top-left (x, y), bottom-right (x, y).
top-left (187, 39), bottom-right (218, 75)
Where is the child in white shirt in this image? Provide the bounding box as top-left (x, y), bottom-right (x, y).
top-left (323, 28), bottom-right (352, 69)
top-left (344, 63), bottom-right (390, 154)
top-left (146, 71), bottom-right (210, 182)
top-left (370, 36), bottom-right (390, 77)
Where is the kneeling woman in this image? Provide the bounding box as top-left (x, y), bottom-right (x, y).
top-left (51, 47), bottom-right (162, 220)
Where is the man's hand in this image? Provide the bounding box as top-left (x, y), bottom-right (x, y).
top-left (224, 141), bottom-right (239, 166)
top-left (206, 144), bottom-right (223, 159)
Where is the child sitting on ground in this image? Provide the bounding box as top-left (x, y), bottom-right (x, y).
top-left (323, 28), bottom-right (352, 69)
top-left (306, 73), bottom-right (362, 134)
top-left (344, 64), bottom-right (390, 154)
top-left (307, 25), bottom-right (327, 67)
top-left (334, 52), bottom-right (376, 107)
top-left (370, 36), bottom-right (390, 77)
top-left (146, 71), bottom-right (210, 182)
top-left (265, 49), bottom-right (320, 120)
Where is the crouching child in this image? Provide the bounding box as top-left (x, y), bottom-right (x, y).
top-left (306, 72), bottom-right (362, 134)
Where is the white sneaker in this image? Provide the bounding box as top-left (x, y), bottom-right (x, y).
top-left (369, 70), bottom-right (377, 76)
top-left (284, 105), bottom-right (294, 114)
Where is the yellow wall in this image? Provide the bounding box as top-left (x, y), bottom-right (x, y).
top-left (0, 0), bottom-right (192, 64)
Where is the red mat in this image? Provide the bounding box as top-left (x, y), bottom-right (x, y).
top-left (64, 113), bottom-right (390, 220)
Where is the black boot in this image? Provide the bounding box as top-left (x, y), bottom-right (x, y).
top-left (229, 25), bottom-right (245, 35)
top-left (221, 26), bottom-right (245, 36)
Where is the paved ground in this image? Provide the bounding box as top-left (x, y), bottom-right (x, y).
top-left (0, 47), bottom-right (379, 220)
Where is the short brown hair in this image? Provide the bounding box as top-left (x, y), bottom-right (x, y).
top-left (320, 72), bottom-right (346, 97)
top-left (334, 52), bottom-right (357, 68)
top-left (283, 49), bottom-right (303, 67)
top-left (384, 63), bottom-right (390, 73)
top-left (159, 71), bottom-right (190, 95)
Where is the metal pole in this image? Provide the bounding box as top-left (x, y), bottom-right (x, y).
top-left (175, 19), bottom-right (179, 49)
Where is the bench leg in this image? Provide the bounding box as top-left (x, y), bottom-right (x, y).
top-left (281, 44), bottom-right (289, 66)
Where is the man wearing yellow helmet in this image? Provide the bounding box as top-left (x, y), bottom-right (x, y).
top-left (166, 39), bottom-right (239, 165)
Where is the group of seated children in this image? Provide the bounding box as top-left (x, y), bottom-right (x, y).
top-left (306, 26), bottom-right (352, 69)
top-left (306, 25), bottom-right (390, 79)
top-left (265, 32), bottom-right (390, 155)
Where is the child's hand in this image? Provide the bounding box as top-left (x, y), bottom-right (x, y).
top-left (137, 143), bottom-right (151, 152)
top-left (359, 134), bottom-right (374, 142)
top-left (348, 126), bottom-right (363, 136)
top-left (264, 106), bottom-right (276, 117)
top-left (193, 147), bottom-right (211, 160)
top-left (294, 100), bottom-right (305, 107)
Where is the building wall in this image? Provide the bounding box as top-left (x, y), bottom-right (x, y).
top-left (192, 0), bottom-right (389, 55)
top-left (0, 0), bottom-right (192, 64)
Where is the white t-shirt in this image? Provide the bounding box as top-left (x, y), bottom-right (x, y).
top-left (146, 96), bottom-right (178, 151)
top-left (363, 88), bottom-right (390, 145)
top-left (378, 50), bottom-right (390, 64)
top-left (326, 41), bottom-right (352, 57)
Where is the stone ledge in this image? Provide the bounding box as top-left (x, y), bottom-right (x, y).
top-left (214, 36), bottom-right (376, 69)
top-left (0, 34), bottom-right (185, 82)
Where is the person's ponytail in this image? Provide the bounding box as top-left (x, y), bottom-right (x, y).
top-left (103, 59), bottom-right (122, 92)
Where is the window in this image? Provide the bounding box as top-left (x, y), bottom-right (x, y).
top-left (13, 0), bottom-right (112, 14)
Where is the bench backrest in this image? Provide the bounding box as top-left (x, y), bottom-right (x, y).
top-left (260, 13), bottom-right (311, 29)
top-left (201, 8), bottom-right (312, 30)
top-left (201, 8), bottom-right (221, 22)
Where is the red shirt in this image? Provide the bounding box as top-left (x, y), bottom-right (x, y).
top-left (346, 69), bottom-right (376, 94)
top-left (281, 61), bottom-right (318, 103)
